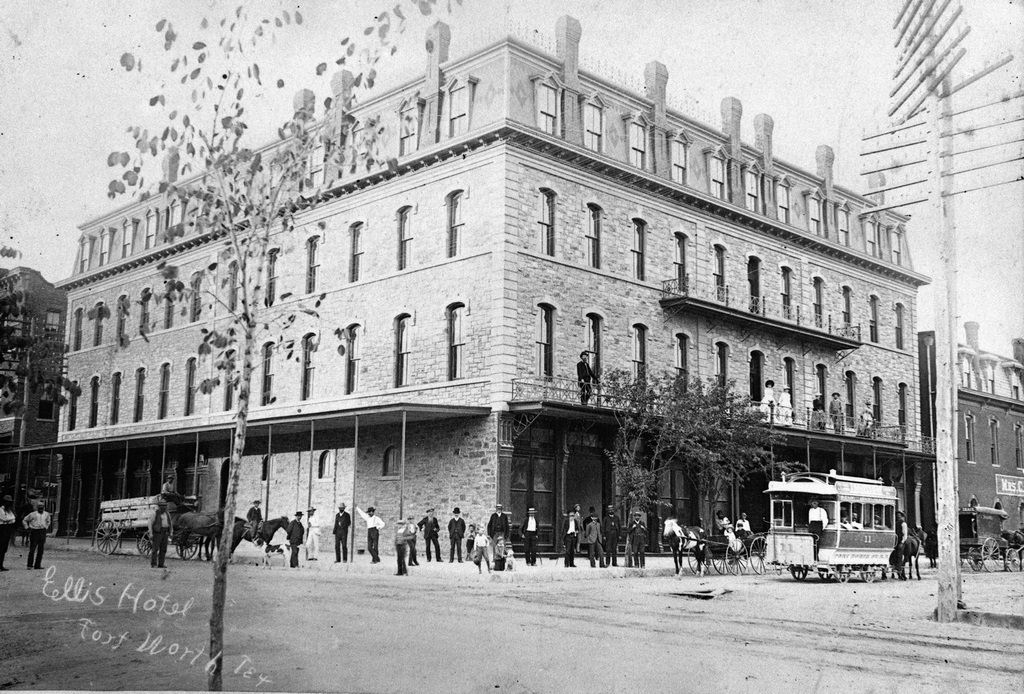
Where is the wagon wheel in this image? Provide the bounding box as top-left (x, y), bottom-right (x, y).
top-left (711, 551), bottom-right (727, 575)
top-left (95, 521), bottom-right (120, 555)
top-left (1008, 547), bottom-right (1024, 572)
top-left (137, 531), bottom-right (152, 557)
top-left (747, 536), bottom-right (767, 575)
top-left (967, 547), bottom-right (984, 572)
top-left (726, 543), bottom-right (747, 575)
top-left (686, 551), bottom-right (700, 575)
top-left (789, 565), bottom-right (808, 581)
top-left (980, 538), bottom-right (999, 572)
top-left (176, 531), bottom-right (200, 560)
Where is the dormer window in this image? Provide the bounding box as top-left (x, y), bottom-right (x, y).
top-left (145, 210), bottom-right (156, 249)
top-left (865, 219), bottom-right (880, 257)
top-left (536, 82), bottom-right (561, 136)
top-left (776, 180), bottom-right (791, 223)
top-left (744, 170), bottom-right (760, 211)
top-left (807, 194), bottom-right (822, 236)
top-left (399, 99), bottom-right (421, 156)
top-left (890, 228), bottom-right (903, 265)
top-left (78, 239), bottom-right (89, 273)
top-left (99, 230), bottom-right (109, 265)
top-left (838, 208), bottom-right (850, 246)
top-left (122, 219), bottom-right (135, 258)
top-left (449, 82), bottom-right (469, 137)
top-left (709, 156), bottom-right (726, 200)
top-left (670, 137), bottom-right (688, 185)
top-left (629, 122), bottom-right (647, 169)
top-left (583, 102), bottom-right (603, 152)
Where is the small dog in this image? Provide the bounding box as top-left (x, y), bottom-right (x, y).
top-left (504, 549), bottom-right (516, 572)
top-left (261, 543), bottom-right (287, 568)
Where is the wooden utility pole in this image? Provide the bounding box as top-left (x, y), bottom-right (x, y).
top-left (928, 82), bottom-right (963, 621)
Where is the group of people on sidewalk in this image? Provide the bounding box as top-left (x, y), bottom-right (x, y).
top-left (0, 494), bottom-right (50, 571)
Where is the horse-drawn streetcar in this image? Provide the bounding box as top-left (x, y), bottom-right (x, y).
top-left (765, 471), bottom-right (898, 583)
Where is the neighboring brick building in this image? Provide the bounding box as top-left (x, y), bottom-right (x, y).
top-left (49, 16), bottom-right (932, 550)
top-left (0, 265), bottom-right (67, 510)
top-left (919, 323), bottom-right (1024, 530)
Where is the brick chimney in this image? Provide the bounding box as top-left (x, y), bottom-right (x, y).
top-left (1012, 338), bottom-right (1024, 364)
top-left (754, 114), bottom-right (774, 172)
top-left (721, 97), bottom-right (743, 205)
top-left (964, 321), bottom-right (980, 351)
top-left (293, 89), bottom-right (315, 120)
top-left (328, 71), bottom-right (355, 179)
top-left (815, 144), bottom-right (834, 197)
top-left (423, 21), bottom-right (451, 145)
top-left (645, 61), bottom-right (668, 176)
top-left (556, 16), bottom-right (582, 144)
top-left (162, 146), bottom-right (179, 184)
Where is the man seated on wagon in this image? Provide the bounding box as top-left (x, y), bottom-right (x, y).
top-left (159, 476), bottom-right (184, 507)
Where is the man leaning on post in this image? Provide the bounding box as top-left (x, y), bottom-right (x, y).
top-left (148, 499), bottom-right (173, 569)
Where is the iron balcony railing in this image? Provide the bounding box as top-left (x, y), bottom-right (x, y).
top-left (661, 276), bottom-right (862, 342)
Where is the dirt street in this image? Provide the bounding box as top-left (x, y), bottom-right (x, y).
top-left (1, 549), bottom-right (1021, 693)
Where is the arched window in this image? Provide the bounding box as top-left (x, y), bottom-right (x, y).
top-left (261, 455), bottom-right (269, 481)
top-left (632, 324), bottom-right (647, 380)
top-left (749, 350), bottom-right (764, 401)
top-left (226, 262), bottom-right (239, 312)
top-left (189, 273), bottom-right (203, 322)
top-left (115, 295), bottom-right (128, 344)
top-left (348, 223), bottom-right (363, 283)
top-left (586, 313), bottom-right (603, 377)
top-left (145, 209), bottom-right (156, 249)
top-left (260, 343), bottom-right (274, 405)
top-left (675, 333), bottom-right (689, 388)
top-left (158, 363), bottom-right (171, 419)
top-left (586, 204), bottom-right (602, 269)
top-left (109, 372), bottom-right (122, 426)
top-left (780, 267), bottom-right (793, 319)
top-left (898, 382), bottom-right (908, 428)
top-left (965, 413), bottom-right (976, 460)
top-left (989, 418), bottom-right (999, 466)
top-left (318, 450), bottom-right (331, 479)
top-left (133, 368), bottom-right (146, 422)
top-left (397, 207), bottom-right (412, 270)
top-left (872, 377), bottom-right (883, 422)
top-left (673, 233), bottom-right (688, 289)
top-left (812, 278), bottom-right (824, 328)
top-left (305, 236), bottom-right (320, 294)
top-left (632, 219), bottom-right (646, 281)
top-left (815, 364), bottom-right (828, 402)
top-left (844, 370), bottom-right (857, 420)
top-left (395, 314), bottom-right (411, 387)
top-left (869, 296), bottom-right (879, 343)
top-left (67, 381), bottom-right (79, 431)
top-left (447, 304), bottom-right (465, 380)
top-left (345, 324), bottom-right (360, 395)
top-left (842, 286), bottom-right (853, 326)
top-left (784, 357), bottom-right (796, 408)
top-left (72, 307), bottom-right (83, 351)
top-left (446, 191), bottom-right (464, 258)
top-left (536, 304), bottom-right (554, 379)
top-left (300, 333), bottom-right (316, 401)
top-left (163, 283), bottom-right (175, 330)
top-left (139, 288), bottom-right (151, 335)
top-left (894, 303), bottom-right (905, 350)
top-left (88, 376), bottom-right (100, 428)
top-left (265, 249), bottom-right (279, 306)
top-left (383, 446), bottom-right (399, 477)
top-left (93, 302), bottom-right (105, 347)
top-left (713, 245), bottom-right (727, 299)
top-left (715, 341), bottom-right (729, 387)
top-left (747, 257), bottom-right (761, 313)
top-left (223, 352), bottom-right (235, 412)
top-left (184, 357), bottom-right (197, 416)
top-left (538, 189), bottom-right (556, 256)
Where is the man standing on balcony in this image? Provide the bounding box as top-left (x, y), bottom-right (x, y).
top-left (858, 401), bottom-right (874, 437)
top-left (576, 351), bottom-right (598, 405)
top-left (829, 392), bottom-right (845, 433)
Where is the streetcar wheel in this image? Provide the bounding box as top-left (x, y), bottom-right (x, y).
top-left (748, 536), bottom-right (766, 575)
top-left (790, 565), bottom-right (808, 581)
top-left (837, 571), bottom-right (851, 584)
top-left (980, 538), bottom-right (998, 572)
top-left (137, 531), bottom-right (152, 557)
top-left (95, 521), bottom-right (119, 555)
top-left (862, 570), bottom-right (877, 583)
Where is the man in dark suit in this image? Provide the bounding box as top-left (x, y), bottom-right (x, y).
top-left (562, 506), bottom-right (582, 567)
top-left (521, 507), bottom-right (539, 566)
top-left (576, 351), bottom-right (598, 405)
top-left (287, 511), bottom-right (305, 568)
top-left (417, 508), bottom-right (441, 562)
top-left (487, 503), bottom-right (509, 545)
top-left (447, 508), bottom-right (466, 562)
top-left (601, 504), bottom-right (621, 567)
top-left (627, 510), bottom-right (647, 568)
top-left (333, 503), bottom-right (351, 563)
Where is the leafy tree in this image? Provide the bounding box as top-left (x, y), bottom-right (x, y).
top-left (104, 2), bottom-right (458, 689)
top-left (604, 370), bottom-right (790, 527)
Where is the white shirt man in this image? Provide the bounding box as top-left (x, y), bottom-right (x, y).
top-left (735, 514), bottom-right (751, 533)
top-left (306, 508), bottom-right (321, 560)
top-left (808, 503), bottom-right (829, 526)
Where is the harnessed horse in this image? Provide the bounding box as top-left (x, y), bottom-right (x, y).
top-left (230, 515), bottom-right (290, 556)
top-left (664, 518), bottom-right (711, 576)
top-left (888, 530), bottom-right (922, 580)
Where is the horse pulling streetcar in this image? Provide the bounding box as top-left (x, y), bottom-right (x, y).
top-left (764, 471), bottom-right (898, 583)
top-left (94, 494), bottom-right (221, 560)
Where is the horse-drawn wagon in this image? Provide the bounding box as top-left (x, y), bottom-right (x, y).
top-left (959, 505), bottom-right (1020, 572)
top-left (94, 494), bottom-right (215, 560)
top-left (764, 471), bottom-right (897, 583)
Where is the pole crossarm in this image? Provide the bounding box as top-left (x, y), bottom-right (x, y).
top-left (940, 114), bottom-right (1024, 139)
top-left (940, 154), bottom-right (1024, 178)
top-left (866, 177), bottom-right (930, 196)
top-left (860, 138), bottom-right (929, 157)
top-left (859, 197), bottom-right (931, 214)
top-left (943, 135), bottom-right (1024, 158)
top-left (896, 0), bottom-right (937, 50)
top-left (896, 47), bottom-right (967, 119)
top-left (894, 0), bottom-right (922, 31)
top-left (860, 158), bottom-right (928, 176)
top-left (893, 0), bottom-right (957, 83)
top-left (941, 175), bottom-right (1024, 198)
top-left (892, 20), bottom-right (967, 97)
top-left (940, 54), bottom-right (1015, 98)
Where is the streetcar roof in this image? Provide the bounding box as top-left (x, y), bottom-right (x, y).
top-left (765, 479), bottom-right (837, 496)
top-left (765, 471), bottom-right (896, 499)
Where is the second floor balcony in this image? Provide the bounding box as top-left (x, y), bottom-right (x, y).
top-left (660, 276), bottom-right (862, 351)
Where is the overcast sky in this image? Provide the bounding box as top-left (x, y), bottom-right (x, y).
top-left (1, 0), bottom-right (1021, 351)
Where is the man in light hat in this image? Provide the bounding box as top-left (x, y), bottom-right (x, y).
top-left (305, 507), bottom-right (320, 561)
top-left (627, 510), bottom-right (648, 569)
top-left (417, 508), bottom-right (441, 562)
top-left (394, 515), bottom-right (417, 576)
top-left (447, 507), bottom-right (466, 563)
top-left (520, 507), bottom-right (538, 566)
top-left (356, 506), bottom-right (384, 563)
top-left (333, 503), bottom-right (351, 563)
top-left (858, 401), bottom-right (874, 437)
top-left (286, 511), bottom-right (305, 568)
top-left (601, 504), bottom-right (622, 567)
top-left (148, 499), bottom-right (173, 569)
top-left (829, 392), bottom-right (845, 433)
top-left (0, 494), bottom-right (17, 571)
top-left (22, 501), bottom-right (51, 570)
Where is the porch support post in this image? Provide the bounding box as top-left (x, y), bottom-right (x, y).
top-left (872, 446), bottom-right (877, 479)
top-left (266, 424), bottom-right (273, 513)
top-left (351, 415), bottom-right (358, 563)
top-left (160, 436), bottom-right (166, 481)
top-left (307, 419), bottom-right (315, 512)
top-left (193, 431), bottom-right (200, 499)
top-left (840, 441), bottom-right (846, 475)
top-left (91, 442), bottom-right (101, 546)
top-left (399, 410), bottom-right (407, 519)
top-left (805, 437), bottom-right (811, 470)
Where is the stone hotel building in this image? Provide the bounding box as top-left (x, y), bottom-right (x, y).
top-left (50, 16), bottom-right (933, 552)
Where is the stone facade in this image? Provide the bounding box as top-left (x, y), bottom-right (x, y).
top-left (50, 15), bottom-right (933, 547)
